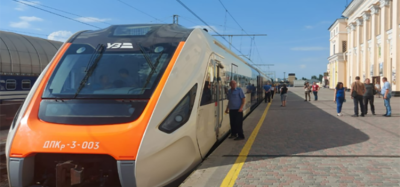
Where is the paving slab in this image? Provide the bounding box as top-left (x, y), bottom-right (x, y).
top-left (180, 87), bottom-right (400, 187)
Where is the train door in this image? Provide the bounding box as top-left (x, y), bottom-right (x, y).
top-left (196, 58), bottom-right (218, 158)
top-left (214, 60), bottom-right (225, 139)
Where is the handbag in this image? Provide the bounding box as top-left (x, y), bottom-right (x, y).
top-left (351, 83), bottom-right (358, 97)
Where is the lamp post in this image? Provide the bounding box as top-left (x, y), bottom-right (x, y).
top-left (283, 72), bottom-right (286, 82)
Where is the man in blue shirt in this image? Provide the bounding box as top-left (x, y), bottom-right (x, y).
top-left (225, 80), bottom-right (245, 140)
top-left (381, 77), bottom-right (392, 117)
top-left (263, 83), bottom-right (271, 103)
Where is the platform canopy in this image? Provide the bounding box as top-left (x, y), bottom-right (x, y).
top-left (0, 31), bottom-right (63, 75)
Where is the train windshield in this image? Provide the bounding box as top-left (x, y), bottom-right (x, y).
top-left (42, 24), bottom-right (192, 99)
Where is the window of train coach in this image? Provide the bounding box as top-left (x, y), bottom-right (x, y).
top-left (21, 79), bottom-right (31, 89)
top-left (43, 46), bottom-right (170, 98)
top-left (6, 79), bottom-right (16, 90)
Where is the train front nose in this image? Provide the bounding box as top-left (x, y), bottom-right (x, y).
top-left (8, 153), bottom-right (137, 187)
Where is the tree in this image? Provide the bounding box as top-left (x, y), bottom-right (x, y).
top-left (295, 77), bottom-right (298, 80)
top-left (318, 74), bottom-right (323, 82)
top-left (301, 77), bottom-right (307, 80)
top-left (311, 75), bottom-right (318, 80)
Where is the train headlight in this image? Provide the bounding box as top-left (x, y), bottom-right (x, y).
top-left (159, 84), bottom-right (197, 133)
top-left (175, 115), bottom-right (183, 122)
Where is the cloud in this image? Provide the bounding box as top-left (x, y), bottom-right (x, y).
top-left (20, 16), bottom-right (43, 22)
top-left (305, 25), bottom-right (314, 29)
top-left (15, 1), bottom-right (40, 11)
top-left (75, 17), bottom-right (110, 23)
top-left (300, 64), bottom-right (307, 69)
top-left (10, 16), bottom-right (43, 29)
top-left (48, 31), bottom-right (73, 42)
top-left (291, 47), bottom-right (326, 51)
top-left (10, 21), bottom-right (30, 29)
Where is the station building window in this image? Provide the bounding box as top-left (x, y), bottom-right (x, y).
top-left (6, 79), bottom-right (16, 90)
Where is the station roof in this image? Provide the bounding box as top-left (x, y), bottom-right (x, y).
top-left (0, 31), bottom-right (63, 75)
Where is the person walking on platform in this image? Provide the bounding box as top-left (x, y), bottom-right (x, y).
top-left (363, 78), bottom-right (376, 115)
top-left (350, 76), bottom-right (366, 117)
top-left (312, 82), bottom-right (320, 101)
top-left (225, 80), bottom-right (245, 140)
top-left (270, 84), bottom-right (275, 99)
top-left (381, 77), bottom-right (392, 117)
top-left (263, 83), bottom-right (271, 103)
top-left (334, 82), bottom-right (346, 116)
top-left (280, 84), bottom-right (288, 107)
top-left (304, 82), bottom-right (311, 101)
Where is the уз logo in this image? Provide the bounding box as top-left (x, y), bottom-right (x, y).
top-left (107, 43), bottom-right (133, 49)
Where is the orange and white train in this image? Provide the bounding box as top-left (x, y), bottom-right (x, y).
top-left (6, 24), bottom-right (269, 187)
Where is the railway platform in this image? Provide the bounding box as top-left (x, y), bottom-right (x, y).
top-left (181, 87), bottom-right (400, 187)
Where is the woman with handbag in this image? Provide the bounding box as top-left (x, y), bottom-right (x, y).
top-left (363, 78), bottom-right (376, 115)
top-left (334, 82), bottom-right (346, 116)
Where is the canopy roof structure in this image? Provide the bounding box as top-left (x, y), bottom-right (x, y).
top-left (0, 31), bottom-right (63, 76)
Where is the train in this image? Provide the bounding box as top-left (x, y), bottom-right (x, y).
top-left (6, 24), bottom-right (269, 187)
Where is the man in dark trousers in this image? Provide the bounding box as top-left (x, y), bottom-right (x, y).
top-left (225, 80), bottom-right (245, 140)
top-left (263, 82), bottom-right (271, 103)
top-left (350, 76), bottom-right (366, 117)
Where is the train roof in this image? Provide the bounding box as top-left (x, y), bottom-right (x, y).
top-left (0, 30), bottom-right (63, 76)
top-left (69, 24), bottom-right (193, 45)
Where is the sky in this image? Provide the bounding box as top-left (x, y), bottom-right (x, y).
top-left (0, 0), bottom-right (350, 80)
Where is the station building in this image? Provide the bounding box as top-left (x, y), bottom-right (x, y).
top-left (327, 0), bottom-right (399, 95)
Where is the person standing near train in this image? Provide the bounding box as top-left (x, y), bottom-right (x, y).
top-left (263, 83), bottom-right (271, 103)
top-left (225, 80), bottom-right (245, 140)
top-left (270, 84), bottom-right (275, 99)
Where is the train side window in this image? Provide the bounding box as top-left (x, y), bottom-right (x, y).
top-left (22, 79), bottom-right (31, 89)
top-left (231, 64), bottom-right (238, 82)
top-left (6, 79), bottom-right (16, 90)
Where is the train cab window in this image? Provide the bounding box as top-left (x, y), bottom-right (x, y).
top-left (42, 43), bottom-right (175, 99)
top-left (6, 79), bottom-right (16, 90)
top-left (21, 79), bottom-right (31, 89)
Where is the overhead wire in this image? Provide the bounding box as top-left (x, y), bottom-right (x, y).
top-left (217, 0), bottom-right (266, 65)
top-left (116, 0), bottom-right (166, 23)
top-left (21, 0), bottom-right (113, 25)
top-left (176, 0), bottom-right (257, 66)
top-left (179, 15), bottom-right (242, 31)
top-left (12, 0), bottom-right (102, 29)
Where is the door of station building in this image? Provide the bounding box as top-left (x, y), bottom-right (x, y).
top-left (372, 76), bottom-right (381, 86)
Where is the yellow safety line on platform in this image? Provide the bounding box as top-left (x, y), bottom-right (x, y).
top-left (220, 102), bottom-right (272, 187)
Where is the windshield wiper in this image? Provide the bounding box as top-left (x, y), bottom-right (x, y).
top-left (138, 43), bottom-right (155, 71)
top-left (73, 44), bottom-right (105, 98)
top-left (141, 51), bottom-right (164, 92)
